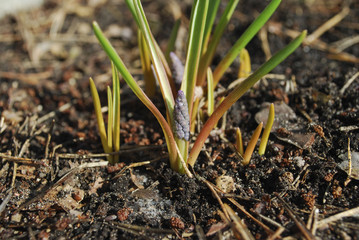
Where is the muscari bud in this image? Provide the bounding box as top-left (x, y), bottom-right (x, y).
top-left (173, 90), bottom-right (190, 141)
top-left (170, 52), bottom-right (184, 87)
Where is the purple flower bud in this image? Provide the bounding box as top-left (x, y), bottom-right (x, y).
top-left (173, 90), bottom-right (190, 141)
top-left (170, 52), bottom-right (184, 87)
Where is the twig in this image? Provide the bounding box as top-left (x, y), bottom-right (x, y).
top-left (228, 198), bottom-right (274, 235)
top-left (259, 26), bottom-right (271, 60)
top-left (202, 178), bottom-right (229, 220)
top-left (344, 137), bottom-right (352, 186)
top-left (113, 160), bottom-right (152, 179)
top-left (195, 225), bottom-right (206, 240)
top-left (330, 35), bottom-right (359, 52)
top-left (306, 206), bottom-right (319, 236)
top-left (0, 117), bottom-right (6, 133)
top-left (275, 193), bottom-right (316, 240)
top-left (108, 221), bottom-right (174, 236)
top-left (257, 213), bottom-right (284, 230)
top-left (56, 144), bottom-right (167, 160)
top-left (17, 161), bottom-right (108, 211)
top-left (37, 103), bottom-right (72, 124)
top-left (267, 227), bottom-right (285, 240)
top-left (306, 7), bottom-right (350, 44)
top-left (340, 71), bottom-right (359, 95)
top-left (196, 173), bottom-right (274, 236)
top-left (276, 27), bottom-right (359, 64)
top-left (317, 206), bottom-right (359, 229)
top-left (311, 208), bottom-right (319, 235)
top-left (0, 154), bottom-right (47, 166)
top-left (44, 119), bottom-right (55, 159)
top-left (224, 204), bottom-right (255, 240)
top-left (0, 189), bottom-right (13, 214)
top-left (339, 125), bottom-right (359, 132)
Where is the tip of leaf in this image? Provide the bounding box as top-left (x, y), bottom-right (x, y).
top-left (301, 30), bottom-right (308, 39)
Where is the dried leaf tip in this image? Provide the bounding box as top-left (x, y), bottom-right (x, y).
top-left (173, 90), bottom-right (190, 141)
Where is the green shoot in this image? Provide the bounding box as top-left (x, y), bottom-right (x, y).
top-left (197, 0), bottom-right (240, 86)
top-left (89, 77), bottom-right (112, 161)
top-left (181, 0), bottom-right (208, 114)
top-left (107, 86), bottom-right (113, 154)
top-left (89, 62), bottom-right (121, 164)
top-left (235, 127), bottom-right (244, 156)
top-left (242, 122), bottom-right (263, 165)
top-left (258, 103), bottom-right (275, 155)
top-left (238, 48), bottom-right (251, 78)
top-left (207, 68), bottom-right (214, 116)
top-left (213, 0), bottom-right (281, 87)
top-left (112, 63), bottom-right (121, 162)
top-left (138, 30), bottom-right (156, 98)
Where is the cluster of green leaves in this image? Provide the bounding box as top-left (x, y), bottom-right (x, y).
top-left (236, 103), bottom-right (275, 165)
top-left (92, 0), bottom-right (306, 174)
top-left (89, 63), bottom-right (120, 164)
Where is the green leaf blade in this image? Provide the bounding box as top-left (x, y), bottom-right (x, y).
top-left (213, 0), bottom-right (281, 86)
top-left (181, 0), bottom-right (209, 114)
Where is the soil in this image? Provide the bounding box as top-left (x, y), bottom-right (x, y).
top-left (1, 0), bottom-right (359, 239)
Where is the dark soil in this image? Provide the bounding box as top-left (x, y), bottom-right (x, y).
top-left (1, 0), bottom-right (358, 239)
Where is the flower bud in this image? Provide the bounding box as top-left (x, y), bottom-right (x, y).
top-left (173, 90), bottom-right (190, 141)
top-left (170, 52), bottom-right (184, 87)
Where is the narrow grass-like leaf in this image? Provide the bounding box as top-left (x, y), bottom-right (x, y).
top-left (235, 127), bottom-right (244, 156)
top-left (181, 0), bottom-right (209, 115)
top-left (138, 30), bottom-right (156, 97)
top-left (213, 0), bottom-right (281, 87)
top-left (197, 0), bottom-right (240, 86)
top-left (188, 30), bottom-right (307, 166)
top-left (238, 48), bottom-right (251, 78)
top-left (258, 103), bottom-right (274, 155)
top-left (242, 122), bottom-right (263, 165)
top-left (202, 0), bottom-right (220, 52)
top-left (207, 68), bottom-right (214, 116)
top-left (124, 0), bottom-right (139, 26)
top-left (107, 86), bottom-right (113, 160)
top-left (92, 21), bottom-right (178, 168)
top-left (112, 62), bottom-right (120, 163)
top-left (89, 78), bottom-right (112, 161)
top-left (134, 0), bottom-right (175, 121)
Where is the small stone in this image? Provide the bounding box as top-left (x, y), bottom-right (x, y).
top-left (11, 213), bottom-right (22, 223)
top-left (215, 175), bottom-right (236, 193)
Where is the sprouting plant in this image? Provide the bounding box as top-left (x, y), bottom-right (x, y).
top-left (258, 103), bottom-right (275, 155)
top-left (92, 0), bottom-right (306, 174)
top-left (236, 103), bottom-right (275, 165)
top-left (238, 48), bottom-right (252, 79)
top-left (89, 63), bottom-right (121, 164)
